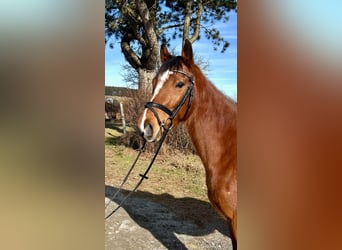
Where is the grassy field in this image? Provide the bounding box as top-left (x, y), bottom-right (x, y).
top-left (105, 124), bottom-right (209, 202)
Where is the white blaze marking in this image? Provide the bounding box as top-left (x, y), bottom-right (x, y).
top-left (140, 70), bottom-right (172, 133)
top-left (151, 70), bottom-right (172, 101)
top-left (139, 109), bottom-right (148, 133)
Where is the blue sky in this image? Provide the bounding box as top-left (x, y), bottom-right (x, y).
top-left (105, 11), bottom-right (237, 100)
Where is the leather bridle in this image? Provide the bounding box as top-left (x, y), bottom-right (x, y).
top-left (144, 70), bottom-right (195, 131)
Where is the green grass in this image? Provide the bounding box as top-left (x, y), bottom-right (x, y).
top-left (105, 126), bottom-right (208, 201)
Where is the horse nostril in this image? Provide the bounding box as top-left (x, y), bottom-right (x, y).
top-left (144, 123), bottom-right (153, 139)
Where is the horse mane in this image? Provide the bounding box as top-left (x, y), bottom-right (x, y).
top-left (190, 60), bottom-right (236, 123)
top-left (185, 60), bottom-right (237, 169)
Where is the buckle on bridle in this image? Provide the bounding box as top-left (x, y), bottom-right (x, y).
top-left (161, 117), bottom-right (173, 131)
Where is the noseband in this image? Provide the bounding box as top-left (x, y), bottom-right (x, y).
top-left (144, 70), bottom-right (194, 130)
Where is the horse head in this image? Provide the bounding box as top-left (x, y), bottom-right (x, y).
top-left (138, 40), bottom-right (195, 142)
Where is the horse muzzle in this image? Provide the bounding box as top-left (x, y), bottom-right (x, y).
top-left (139, 119), bottom-right (163, 143)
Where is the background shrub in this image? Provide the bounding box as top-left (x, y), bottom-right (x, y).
top-left (122, 92), bottom-right (196, 155)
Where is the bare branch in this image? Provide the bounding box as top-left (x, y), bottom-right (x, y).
top-left (121, 32), bottom-right (142, 69)
top-left (158, 23), bottom-right (184, 35)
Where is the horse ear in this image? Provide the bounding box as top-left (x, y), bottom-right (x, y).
top-left (182, 39), bottom-right (194, 65)
top-left (160, 43), bottom-right (171, 63)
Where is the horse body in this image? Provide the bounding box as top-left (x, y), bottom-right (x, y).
top-left (138, 40), bottom-right (237, 249)
top-left (185, 63), bottom-right (237, 249)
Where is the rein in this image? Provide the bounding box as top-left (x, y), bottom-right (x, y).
top-left (105, 70), bottom-right (194, 219)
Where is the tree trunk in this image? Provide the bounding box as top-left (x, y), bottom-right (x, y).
top-left (135, 0), bottom-right (159, 70)
top-left (137, 67), bottom-right (155, 97)
top-left (182, 1), bottom-right (192, 45)
top-left (134, 0), bottom-right (159, 96)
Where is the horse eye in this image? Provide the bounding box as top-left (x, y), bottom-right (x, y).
top-left (175, 82), bottom-right (185, 88)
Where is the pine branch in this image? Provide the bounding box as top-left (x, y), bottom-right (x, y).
top-left (158, 23), bottom-right (185, 35)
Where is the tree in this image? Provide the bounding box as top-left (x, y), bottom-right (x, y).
top-left (121, 48), bottom-right (210, 89)
top-left (105, 0), bottom-right (237, 93)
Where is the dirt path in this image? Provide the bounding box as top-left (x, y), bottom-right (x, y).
top-left (105, 186), bottom-right (233, 250)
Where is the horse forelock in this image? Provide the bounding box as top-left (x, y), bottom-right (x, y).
top-left (158, 56), bottom-right (190, 75)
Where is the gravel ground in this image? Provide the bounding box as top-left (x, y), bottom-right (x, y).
top-left (105, 185), bottom-right (233, 250)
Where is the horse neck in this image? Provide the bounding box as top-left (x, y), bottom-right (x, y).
top-left (185, 69), bottom-right (237, 169)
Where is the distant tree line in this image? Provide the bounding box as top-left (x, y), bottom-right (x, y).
top-left (105, 86), bottom-right (138, 97)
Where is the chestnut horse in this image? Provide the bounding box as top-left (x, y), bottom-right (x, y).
top-left (138, 40), bottom-right (237, 249)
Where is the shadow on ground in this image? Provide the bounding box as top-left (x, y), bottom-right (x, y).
top-left (105, 185), bottom-right (231, 249)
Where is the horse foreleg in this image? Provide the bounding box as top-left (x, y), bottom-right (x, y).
top-left (228, 212), bottom-right (237, 250)
top-left (208, 185), bottom-right (237, 249)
